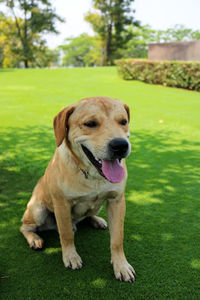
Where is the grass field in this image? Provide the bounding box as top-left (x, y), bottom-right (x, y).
top-left (0, 67), bottom-right (200, 299)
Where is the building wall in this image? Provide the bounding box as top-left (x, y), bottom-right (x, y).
top-left (148, 40), bottom-right (200, 61)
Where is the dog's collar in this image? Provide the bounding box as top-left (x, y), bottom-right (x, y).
top-left (72, 156), bottom-right (89, 179)
top-left (65, 139), bottom-right (89, 179)
top-left (79, 167), bottom-right (89, 179)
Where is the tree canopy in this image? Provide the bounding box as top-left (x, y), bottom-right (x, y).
top-left (121, 24), bottom-right (200, 59)
top-left (60, 34), bottom-right (102, 67)
top-left (0, 0), bottom-right (63, 67)
top-left (59, 24), bottom-right (200, 67)
top-left (154, 24), bottom-right (200, 42)
top-left (85, 0), bottom-right (139, 65)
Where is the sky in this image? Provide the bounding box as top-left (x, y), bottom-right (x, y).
top-left (2, 0), bottom-right (200, 48)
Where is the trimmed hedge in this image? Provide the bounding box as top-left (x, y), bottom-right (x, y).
top-left (116, 59), bottom-right (200, 91)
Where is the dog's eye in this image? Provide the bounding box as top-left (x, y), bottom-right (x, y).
top-left (120, 119), bottom-right (127, 126)
top-left (84, 121), bottom-right (98, 128)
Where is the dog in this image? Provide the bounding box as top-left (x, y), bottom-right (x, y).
top-left (20, 96), bottom-right (135, 282)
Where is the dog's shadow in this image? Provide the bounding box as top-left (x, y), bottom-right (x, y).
top-left (38, 216), bottom-right (110, 265)
top-left (1, 126), bottom-right (200, 295)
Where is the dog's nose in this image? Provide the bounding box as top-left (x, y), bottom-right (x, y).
top-left (108, 138), bottom-right (129, 158)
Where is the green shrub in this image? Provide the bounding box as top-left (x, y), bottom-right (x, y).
top-left (116, 59), bottom-right (200, 91)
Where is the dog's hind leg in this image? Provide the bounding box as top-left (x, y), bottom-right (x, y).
top-left (20, 193), bottom-right (48, 250)
top-left (87, 215), bottom-right (107, 229)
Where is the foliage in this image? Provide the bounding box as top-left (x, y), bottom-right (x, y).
top-left (120, 24), bottom-right (156, 58)
top-left (0, 67), bottom-right (200, 299)
top-left (0, 13), bottom-right (60, 68)
top-left (120, 24), bottom-right (200, 59)
top-left (85, 0), bottom-right (139, 65)
top-left (60, 34), bottom-right (102, 67)
top-left (59, 24), bottom-right (200, 66)
top-left (31, 46), bottom-right (60, 68)
top-left (116, 59), bottom-right (200, 91)
top-left (0, 0), bottom-right (63, 67)
top-left (0, 13), bottom-right (22, 67)
top-left (154, 24), bottom-right (200, 43)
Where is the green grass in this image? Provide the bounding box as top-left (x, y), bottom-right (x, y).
top-left (0, 67), bottom-right (200, 299)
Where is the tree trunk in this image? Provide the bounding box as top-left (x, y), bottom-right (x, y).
top-left (100, 47), bottom-right (106, 66)
top-left (24, 59), bottom-right (29, 68)
top-left (106, 23), bottom-right (113, 65)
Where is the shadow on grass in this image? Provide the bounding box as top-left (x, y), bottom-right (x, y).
top-left (0, 68), bottom-right (16, 72)
top-left (0, 126), bottom-right (200, 299)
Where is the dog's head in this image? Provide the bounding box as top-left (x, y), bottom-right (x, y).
top-left (53, 97), bottom-right (131, 183)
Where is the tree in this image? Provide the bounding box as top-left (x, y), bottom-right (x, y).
top-left (154, 25), bottom-right (200, 43)
top-left (121, 24), bottom-right (200, 59)
top-left (0, 0), bottom-right (64, 68)
top-left (60, 34), bottom-right (102, 67)
top-left (85, 0), bottom-right (139, 65)
top-left (29, 43), bottom-right (60, 68)
top-left (0, 12), bottom-right (22, 67)
top-left (120, 25), bottom-right (156, 58)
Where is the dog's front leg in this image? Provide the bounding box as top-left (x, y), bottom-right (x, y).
top-left (54, 201), bottom-right (82, 270)
top-left (106, 195), bottom-right (136, 282)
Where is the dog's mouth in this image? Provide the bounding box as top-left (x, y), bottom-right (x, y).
top-left (81, 145), bottom-right (124, 183)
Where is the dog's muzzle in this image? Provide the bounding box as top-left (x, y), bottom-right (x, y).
top-left (108, 138), bottom-right (129, 159)
top-left (81, 138), bottom-right (130, 184)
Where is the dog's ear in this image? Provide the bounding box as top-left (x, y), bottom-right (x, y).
top-left (53, 105), bottom-right (76, 147)
top-left (124, 104), bottom-right (130, 123)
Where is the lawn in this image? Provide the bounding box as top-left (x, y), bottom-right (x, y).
top-left (0, 67), bottom-right (200, 299)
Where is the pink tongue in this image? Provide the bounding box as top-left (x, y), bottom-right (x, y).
top-left (102, 159), bottom-right (124, 183)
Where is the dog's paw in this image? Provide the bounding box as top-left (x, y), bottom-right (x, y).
top-left (113, 259), bottom-right (136, 283)
top-left (30, 236), bottom-right (44, 250)
top-left (89, 216), bottom-right (108, 229)
top-left (63, 249), bottom-right (82, 270)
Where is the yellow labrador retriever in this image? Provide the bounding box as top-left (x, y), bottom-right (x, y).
top-left (20, 96), bottom-right (135, 282)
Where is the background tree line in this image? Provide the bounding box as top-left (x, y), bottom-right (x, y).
top-left (1, 0), bottom-right (200, 68)
top-left (60, 24), bottom-right (200, 67)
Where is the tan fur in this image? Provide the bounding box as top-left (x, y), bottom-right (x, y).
top-left (20, 96), bottom-right (135, 282)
